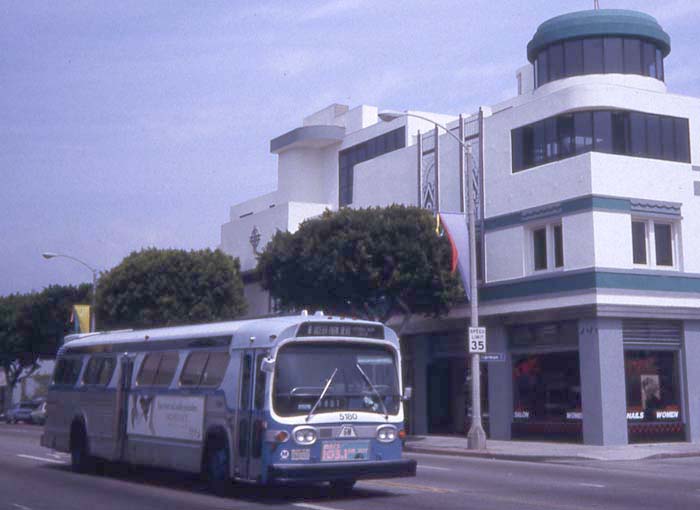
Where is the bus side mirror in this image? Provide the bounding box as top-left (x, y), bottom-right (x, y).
top-left (402, 386), bottom-right (413, 401)
top-left (260, 357), bottom-right (275, 374)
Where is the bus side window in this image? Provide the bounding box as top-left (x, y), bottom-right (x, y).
top-left (83, 357), bottom-right (102, 385)
top-left (97, 357), bottom-right (116, 386)
top-left (201, 352), bottom-right (230, 387)
top-left (54, 358), bottom-right (82, 386)
top-left (153, 352), bottom-right (178, 386)
top-left (137, 353), bottom-right (161, 386)
top-left (180, 352), bottom-right (208, 386)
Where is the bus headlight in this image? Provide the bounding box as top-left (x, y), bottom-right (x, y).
top-left (376, 425), bottom-right (397, 443)
top-left (292, 426), bottom-right (317, 445)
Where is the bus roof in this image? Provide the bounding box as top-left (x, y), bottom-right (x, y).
top-left (59, 312), bottom-right (396, 355)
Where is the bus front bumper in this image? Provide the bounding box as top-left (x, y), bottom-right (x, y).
top-left (268, 458), bottom-right (417, 483)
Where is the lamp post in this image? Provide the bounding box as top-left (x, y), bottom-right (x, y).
top-left (42, 252), bottom-right (98, 332)
top-left (378, 110), bottom-right (487, 450)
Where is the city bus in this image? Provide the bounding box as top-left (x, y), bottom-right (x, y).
top-left (41, 311), bottom-right (416, 493)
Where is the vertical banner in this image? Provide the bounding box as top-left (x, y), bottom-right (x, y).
top-left (71, 305), bottom-right (91, 333)
top-left (438, 212), bottom-right (472, 301)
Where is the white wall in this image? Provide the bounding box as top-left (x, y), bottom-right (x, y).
top-left (486, 226), bottom-right (525, 282)
top-left (352, 147), bottom-right (418, 208)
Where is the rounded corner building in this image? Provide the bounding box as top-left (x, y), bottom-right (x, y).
top-left (221, 8), bottom-right (700, 445)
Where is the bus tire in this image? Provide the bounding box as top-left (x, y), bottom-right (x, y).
top-left (329, 479), bottom-right (356, 495)
top-left (203, 432), bottom-right (231, 496)
top-left (70, 421), bottom-right (93, 474)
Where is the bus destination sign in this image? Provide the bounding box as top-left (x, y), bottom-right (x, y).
top-left (297, 322), bottom-right (385, 339)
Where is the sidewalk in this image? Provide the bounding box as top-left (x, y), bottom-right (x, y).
top-left (404, 435), bottom-right (700, 462)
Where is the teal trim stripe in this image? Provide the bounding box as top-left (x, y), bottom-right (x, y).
top-left (484, 195), bottom-right (631, 231)
top-left (481, 270), bottom-right (700, 302)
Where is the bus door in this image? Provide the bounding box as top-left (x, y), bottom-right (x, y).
top-left (235, 350), bottom-right (268, 481)
top-left (114, 354), bottom-right (134, 461)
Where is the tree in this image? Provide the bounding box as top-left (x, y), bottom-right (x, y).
top-left (257, 205), bottom-right (462, 322)
top-left (0, 283), bottom-right (91, 400)
top-left (96, 248), bottom-right (247, 330)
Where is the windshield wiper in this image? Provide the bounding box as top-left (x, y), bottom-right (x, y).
top-left (306, 368), bottom-right (338, 422)
top-left (356, 363), bottom-right (389, 421)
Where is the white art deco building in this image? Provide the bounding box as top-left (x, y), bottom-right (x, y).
top-left (221, 9), bottom-right (700, 445)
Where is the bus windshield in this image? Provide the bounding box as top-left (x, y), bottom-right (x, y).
top-left (273, 342), bottom-right (400, 417)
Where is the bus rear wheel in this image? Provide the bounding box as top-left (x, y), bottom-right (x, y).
top-left (204, 435), bottom-right (231, 496)
top-left (70, 423), bottom-right (94, 473)
top-left (329, 479), bottom-right (356, 495)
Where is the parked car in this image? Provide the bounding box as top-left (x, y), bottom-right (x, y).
top-left (30, 401), bottom-right (47, 425)
top-left (1, 401), bottom-right (40, 424)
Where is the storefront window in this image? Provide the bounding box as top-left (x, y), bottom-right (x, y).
top-left (624, 350), bottom-right (681, 422)
top-left (512, 351), bottom-right (581, 422)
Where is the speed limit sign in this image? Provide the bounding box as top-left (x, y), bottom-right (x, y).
top-left (468, 327), bottom-right (487, 353)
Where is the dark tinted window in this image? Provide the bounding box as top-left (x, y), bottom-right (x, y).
top-left (674, 118), bottom-right (690, 162)
top-left (537, 51), bottom-right (549, 85)
top-left (654, 224), bottom-right (673, 266)
top-left (642, 42), bottom-right (657, 77)
top-left (574, 112), bottom-right (593, 154)
top-left (629, 112), bottom-right (647, 156)
top-left (604, 37), bottom-right (624, 73)
top-left (83, 357), bottom-right (102, 385)
top-left (533, 122), bottom-right (545, 164)
top-left (558, 114), bottom-right (575, 157)
top-left (593, 111), bottom-right (612, 152)
top-left (583, 37), bottom-right (604, 74)
top-left (646, 115), bottom-right (662, 158)
top-left (548, 44), bottom-right (564, 81)
top-left (623, 38), bottom-right (642, 74)
top-left (564, 39), bottom-right (583, 77)
top-left (661, 117), bottom-right (675, 160)
top-left (632, 221), bottom-right (647, 264)
top-left (512, 110), bottom-right (690, 172)
top-left (533, 228), bottom-right (547, 270)
top-left (554, 225), bottom-right (564, 268)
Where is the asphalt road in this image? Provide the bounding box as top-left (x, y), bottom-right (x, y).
top-left (2, 424), bottom-right (700, 510)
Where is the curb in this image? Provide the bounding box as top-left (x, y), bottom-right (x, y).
top-left (403, 445), bottom-right (586, 463)
top-left (404, 445), bottom-right (700, 463)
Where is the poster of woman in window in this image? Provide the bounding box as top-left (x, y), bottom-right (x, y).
top-left (641, 374), bottom-right (661, 421)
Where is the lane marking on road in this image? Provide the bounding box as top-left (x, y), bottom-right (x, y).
top-left (578, 483), bottom-right (606, 488)
top-left (292, 503), bottom-right (341, 510)
top-left (16, 454), bottom-right (66, 464)
top-left (362, 479), bottom-right (455, 493)
top-left (417, 464), bottom-right (451, 471)
top-left (12, 504), bottom-right (33, 510)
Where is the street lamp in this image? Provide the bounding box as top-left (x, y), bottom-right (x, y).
top-left (42, 252), bottom-right (98, 333)
top-left (379, 110), bottom-right (487, 450)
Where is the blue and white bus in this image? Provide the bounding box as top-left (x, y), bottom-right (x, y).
top-left (41, 311), bottom-right (416, 493)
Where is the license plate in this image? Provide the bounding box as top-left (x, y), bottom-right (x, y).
top-left (321, 440), bottom-right (370, 462)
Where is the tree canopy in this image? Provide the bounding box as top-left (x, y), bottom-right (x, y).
top-left (96, 248), bottom-right (246, 330)
top-left (257, 205), bottom-right (462, 321)
top-left (0, 283), bottom-right (91, 390)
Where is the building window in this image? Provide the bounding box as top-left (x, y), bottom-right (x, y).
top-left (338, 127), bottom-right (406, 206)
top-left (534, 35), bottom-right (665, 88)
top-left (512, 110), bottom-right (690, 172)
top-left (631, 218), bottom-right (677, 268)
top-left (529, 222), bottom-right (563, 272)
top-left (625, 350), bottom-right (681, 423)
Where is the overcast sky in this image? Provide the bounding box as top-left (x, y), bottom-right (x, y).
top-left (2, 0), bottom-right (699, 296)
